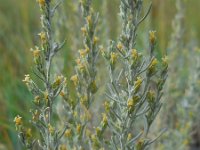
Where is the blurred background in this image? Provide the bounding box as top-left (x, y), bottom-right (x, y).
top-left (1, 0), bottom-right (200, 149)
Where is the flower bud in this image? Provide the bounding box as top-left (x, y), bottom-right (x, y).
top-left (48, 124), bottom-right (55, 135)
top-left (76, 124), bottom-right (82, 134)
top-left (134, 77), bottom-right (143, 92)
top-left (14, 115), bottom-right (22, 126)
top-left (110, 52), bottom-right (117, 65)
top-left (148, 58), bottom-right (158, 76)
top-left (64, 129), bottom-right (72, 138)
top-left (149, 31), bottom-right (156, 45)
top-left (37, 0), bottom-right (45, 7)
top-left (70, 75), bottom-right (79, 86)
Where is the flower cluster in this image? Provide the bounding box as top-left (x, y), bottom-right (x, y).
top-left (14, 0), bottom-right (67, 149)
top-left (14, 0), bottom-right (167, 150)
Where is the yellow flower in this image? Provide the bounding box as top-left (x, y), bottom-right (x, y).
top-left (34, 96), bottom-right (40, 105)
top-left (102, 113), bottom-right (108, 126)
top-left (134, 77), bottom-right (142, 92)
top-left (26, 128), bottom-right (32, 138)
top-left (59, 144), bottom-right (67, 150)
top-left (93, 36), bottom-right (99, 44)
top-left (110, 52), bottom-right (117, 65)
top-left (147, 90), bottom-right (155, 103)
top-left (127, 133), bottom-right (132, 141)
top-left (37, 0), bottom-right (45, 7)
top-left (31, 47), bottom-right (41, 58)
top-left (136, 139), bottom-right (144, 150)
top-left (91, 134), bottom-right (98, 143)
top-left (131, 49), bottom-right (138, 60)
top-left (38, 32), bottom-right (46, 43)
top-left (151, 58), bottom-right (158, 66)
top-left (48, 124), bottom-right (55, 134)
top-left (76, 124), bottom-right (82, 134)
top-left (73, 111), bottom-right (78, 118)
top-left (95, 127), bottom-right (101, 137)
top-left (99, 46), bottom-right (105, 57)
top-left (78, 63), bottom-right (85, 72)
top-left (80, 95), bottom-right (88, 105)
top-left (183, 139), bottom-right (189, 146)
top-left (60, 91), bottom-right (65, 97)
top-left (53, 75), bottom-right (63, 87)
top-left (117, 42), bottom-right (123, 51)
top-left (148, 58), bottom-right (158, 75)
top-left (70, 75), bottom-right (79, 86)
top-left (22, 74), bottom-right (31, 83)
top-left (127, 99), bottom-right (134, 109)
top-left (127, 96), bottom-right (139, 111)
top-left (76, 59), bottom-right (81, 65)
top-left (79, 49), bottom-right (89, 57)
top-left (43, 91), bottom-right (49, 104)
top-left (32, 110), bottom-right (40, 121)
top-left (149, 31), bottom-right (156, 44)
top-left (86, 15), bottom-right (92, 25)
top-left (86, 129), bottom-right (92, 138)
top-left (65, 129), bottom-right (72, 137)
top-left (81, 27), bottom-right (87, 35)
top-left (14, 115), bottom-right (22, 126)
top-left (104, 101), bottom-right (110, 112)
top-left (162, 56), bottom-right (168, 67)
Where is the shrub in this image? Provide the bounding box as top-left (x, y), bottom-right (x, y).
top-left (14, 0), bottom-right (167, 149)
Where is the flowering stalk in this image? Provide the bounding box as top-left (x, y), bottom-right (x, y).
top-left (101, 0), bottom-right (168, 149)
top-left (14, 0), bottom-right (67, 149)
top-left (61, 0), bottom-right (100, 149)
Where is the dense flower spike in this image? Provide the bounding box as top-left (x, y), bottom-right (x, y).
top-left (61, 0), bottom-right (100, 149)
top-left (15, 0), bottom-right (67, 149)
top-left (102, 0), bottom-right (168, 149)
